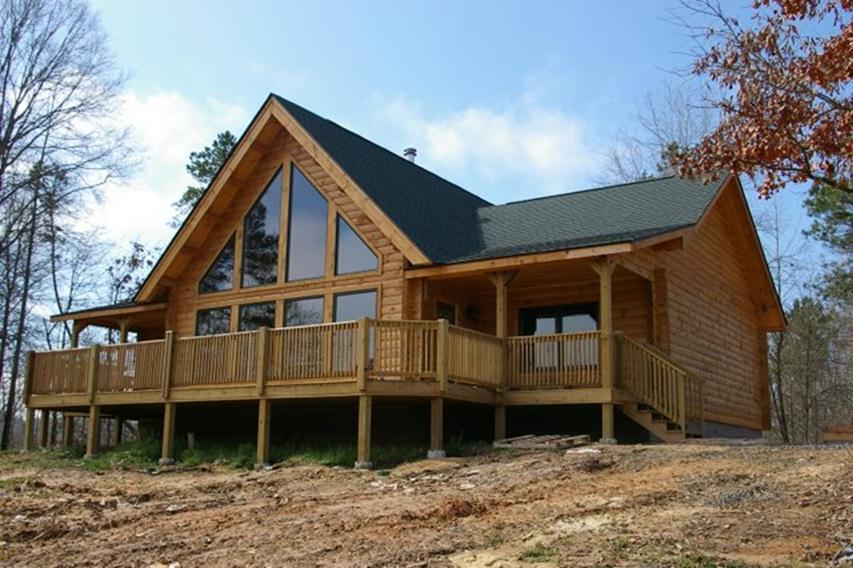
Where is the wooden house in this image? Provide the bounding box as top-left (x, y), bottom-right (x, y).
top-left (23, 94), bottom-right (785, 467)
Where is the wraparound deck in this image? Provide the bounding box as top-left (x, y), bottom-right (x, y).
top-left (23, 319), bottom-right (701, 466)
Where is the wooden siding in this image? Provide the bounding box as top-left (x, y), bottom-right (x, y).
top-left (165, 123), bottom-right (406, 337)
top-left (658, 185), bottom-right (767, 430)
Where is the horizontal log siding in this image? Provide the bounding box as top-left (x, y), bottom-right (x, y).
top-left (658, 188), bottom-right (766, 430)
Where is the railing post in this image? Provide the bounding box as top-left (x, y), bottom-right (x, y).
top-left (162, 331), bottom-right (175, 400)
top-left (256, 327), bottom-right (269, 397)
top-left (23, 350), bottom-right (34, 405)
top-left (678, 371), bottom-right (687, 433)
top-left (436, 319), bottom-right (449, 393)
top-left (22, 407), bottom-right (34, 451)
top-left (86, 344), bottom-right (100, 404)
top-left (356, 317), bottom-right (370, 391)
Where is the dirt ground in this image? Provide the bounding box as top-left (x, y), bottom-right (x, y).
top-left (0, 442), bottom-right (851, 567)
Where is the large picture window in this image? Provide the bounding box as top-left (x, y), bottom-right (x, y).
top-left (335, 215), bottom-right (377, 275)
top-left (284, 297), bottom-right (324, 326)
top-left (242, 169), bottom-right (282, 288)
top-left (238, 302), bottom-right (275, 331)
top-left (286, 165), bottom-right (328, 281)
top-left (198, 235), bottom-right (235, 294)
top-left (196, 307), bottom-right (232, 336)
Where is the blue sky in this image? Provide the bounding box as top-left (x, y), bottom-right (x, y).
top-left (87, 0), bottom-right (814, 291)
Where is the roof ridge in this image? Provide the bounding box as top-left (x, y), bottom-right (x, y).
top-left (488, 175), bottom-right (681, 209)
top-left (272, 93), bottom-right (492, 207)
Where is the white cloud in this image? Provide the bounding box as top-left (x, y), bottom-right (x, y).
top-left (79, 91), bottom-right (249, 251)
top-left (375, 94), bottom-right (598, 201)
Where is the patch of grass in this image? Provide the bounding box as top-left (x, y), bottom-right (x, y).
top-left (82, 437), bottom-right (161, 471)
top-left (519, 543), bottom-right (557, 563)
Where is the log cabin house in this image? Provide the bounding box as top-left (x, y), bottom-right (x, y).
top-left (22, 94), bottom-right (785, 467)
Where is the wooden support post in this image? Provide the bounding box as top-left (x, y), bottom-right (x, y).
top-left (494, 404), bottom-right (506, 441)
top-left (85, 405), bottom-right (101, 458)
top-left (487, 270), bottom-right (518, 340)
top-left (118, 317), bottom-right (130, 343)
top-left (601, 403), bottom-right (616, 444)
top-left (355, 395), bottom-right (372, 469)
top-left (428, 398), bottom-right (445, 458)
top-left (436, 319), bottom-right (449, 393)
top-left (256, 399), bottom-right (272, 466)
top-left (162, 331), bottom-right (175, 400)
top-left (111, 418), bottom-right (124, 447)
top-left (62, 415), bottom-right (74, 447)
top-left (256, 327), bottom-right (269, 397)
top-left (86, 344), bottom-right (100, 404)
top-left (71, 321), bottom-right (85, 348)
top-left (592, 258), bottom-right (617, 444)
top-left (38, 409), bottom-right (50, 449)
top-left (356, 317), bottom-right (370, 391)
top-left (160, 402), bottom-right (176, 465)
top-left (22, 407), bottom-right (34, 451)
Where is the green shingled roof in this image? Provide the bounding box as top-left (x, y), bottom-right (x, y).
top-left (274, 94), bottom-right (726, 265)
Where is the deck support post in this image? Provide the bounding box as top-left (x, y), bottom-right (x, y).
top-left (160, 402), bottom-right (176, 465)
top-left (162, 331), bottom-right (175, 400)
top-left (22, 407), bottom-right (35, 451)
top-left (38, 409), bottom-right (50, 449)
top-left (592, 257), bottom-right (617, 444)
top-left (111, 418), bottom-right (124, 447)
top-left (256, 399), bottom-right (272, 466)
top-left (494, 404), bottom-right (506, 441)
top-left (355, 395), bottom-right (372, 469)
top-left (62, 414), bottom-right (74, 447)
top-left (428, 398), bottom-right (445, 458)
top-left (70, 321), bottom-right (86, 348)
top-left (85, 405), bottom-right (101, 458)
top-left (118, 318), bottom-right (130, 344)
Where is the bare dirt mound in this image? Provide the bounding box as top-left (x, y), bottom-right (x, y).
top-left (0, 443), bottom-right (850, 567)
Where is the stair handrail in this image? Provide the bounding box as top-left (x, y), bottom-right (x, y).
top-left (614, 332), bottom-right (702, 433)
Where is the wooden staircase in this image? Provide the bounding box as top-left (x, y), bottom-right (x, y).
top-left (614, 333), bottom-right (704, 442)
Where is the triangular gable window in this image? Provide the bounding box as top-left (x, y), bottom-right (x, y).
top-left (335, 215), bottom-right (377, 275)
top-left (242, 168), bottom-right (282, 288)
top-left (199, 234), bottom-right (235, 293)
top-left (286, 165), bottom-right (328, 281)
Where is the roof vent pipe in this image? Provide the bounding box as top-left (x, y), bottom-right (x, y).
top-left (403, 147), bottom-right (417, 162)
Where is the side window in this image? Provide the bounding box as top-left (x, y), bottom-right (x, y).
top-left (242, 169), bottom-right (282, 288)
top-left (436, 301), bottom-right (457, 325)
top-left (238, 302), bottom-right (275, 331)
top-left (198, 235), bottom-right (235, 294)
top-left (286, 165), bottom-right (328, 281)
top-left (196, 307), bottom-right (232, 335)
top-left (335, 215), bottom-right (377, 275)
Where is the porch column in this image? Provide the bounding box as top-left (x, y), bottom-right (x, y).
top-left (592, 258), bottom-right (617, 444)
top-left (160, 403), bottom-right (176, 465)
top-left (22, 407), bottom-right (34, 450)
top-left (85, 405), bottom-right (101, 458)
top-left (428, 398), bottom-right (445, 458)
top-left (355, 395), bottom-right (372, 469)
top-left (38, 409), bottom-right (50, 449)
top-left (256, 399), bottom-right (272, 466)
top-left (488, 270), bottom-right (517, 442)
top-left (71, 321), bottom-right (86, 348)
top-left (118, 317), bottom-right (130, 343)
top-left (62, 414), bottom-right (74, 447)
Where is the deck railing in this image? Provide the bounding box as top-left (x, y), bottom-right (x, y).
top-left (506, 331), bottom-right (601, 389)
top-left (614, 332), bottom-right (703, 431)
top-left (448, 325), bottom-right (503, 389)
top-left (372, 320), bottom-right (438, 379)
top-left (31, 347), bottom-right (90, 395)
top-left (97, 340), bottom-right (166, 392)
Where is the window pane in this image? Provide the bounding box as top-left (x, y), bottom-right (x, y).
top-left (287, 166), bottom-right (327, 281)
top-left (238, 302), bottom-right (275, 331)
top-left (334, 290), bottom-right (377, 321)
top-left (561, 314), bottom-right (597, 333)
top-left (196, 307), bottom-right (231, 336)
top-left (335, 215), bottom-right (377, 275)
top-left (284, 297), bottom-right (324, 326)
top-left (242, 169), bottom-right (282, 287)
top-left (198, 235), bottom-right (234, 294)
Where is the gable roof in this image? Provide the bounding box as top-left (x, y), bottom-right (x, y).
top-left (271, 95), bottom-right (726, 264)
top-left (272, 95), bottom-right (491, 263)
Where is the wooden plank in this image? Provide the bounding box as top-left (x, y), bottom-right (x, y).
top-left (493, 433), bottom-right (590, 449)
